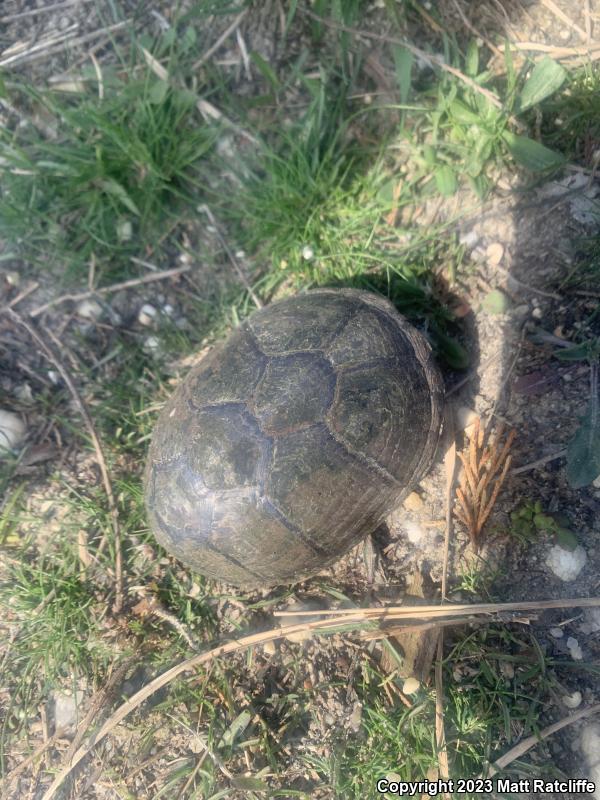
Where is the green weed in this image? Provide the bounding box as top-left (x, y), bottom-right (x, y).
top-left (0, 74), bottom-right (214, 283)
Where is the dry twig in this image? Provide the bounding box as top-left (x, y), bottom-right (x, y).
top-left (29, 265), bottom-right (190, 317)
top-left (454, 418), bottom-right (515, 549)
top-left (40, 596), bottom-right (600, 800)
top-left (193, 10), bottom-right (248, 70)
top-left (4, 310), bottom-right (124, 612)
top-left (199, 205), bottom-right (262, 308)
top-left (538, 0), bottom-right (588, 40)
top-left (484, 703), bottom-right (600, 777)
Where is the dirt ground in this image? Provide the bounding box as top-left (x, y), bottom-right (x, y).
top-left (1, 1), bottom-right (600, 799)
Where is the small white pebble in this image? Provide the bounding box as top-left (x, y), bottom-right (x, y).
top-left (402, 491), bottom-right (424, 512)
top-left (179, 252), bottom-right (193, 265)
top-left (593, 474), bottom-right (600, 489)
top-left (163, 304), bottom-right (175, 316)
top-left (456, 406), bottom-right (478, 433)
top-left (405, 520), bottom-right (425, 545)
top-left (500, 661), bottom-right (514, 679)
top-left (144, 335), bottom-right (160, 352)
top-left (302, 245), bottom-right (314, 261)
top-left (563, 690), bottom-right (582, 709)
top-left (235, 250), bottom-right (245, 259)
top-left (532, 307), bottom-right (543, 320)
top-left (0, 409), bottom-right (26, 453)
top-left (566, 636), bottom-right (583, 660)
top-left (546, 544), bottom-right (587, 582)
top-left (116, 220), bottom-right (132, 242)
top-left (5, 271), bottom-right (20, 286)
top-left (138, 304), bottom-right (158, 326)
top-left (486, 242), bottom-right (504, 266)
top-left (47, 370), bottom-right (60, 385)
top-left (549, 627), bottom-right (564, 638)
top-left (459, 230), bottom-right (479, 249)
top-left (76, 299), bottom-right (103, 320)
top-left (262, 641), bottom-right (276, 656)
top-left (403, 677), bottom-right (420, 695)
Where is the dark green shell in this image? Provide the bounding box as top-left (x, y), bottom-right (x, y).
top-left (144, 289), bottom-right (444, 588)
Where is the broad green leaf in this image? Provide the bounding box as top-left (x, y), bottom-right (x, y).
top-left (448, 99), bottom-right (481, 126)
top-left (285, 0), bottom-right (299, 33)
top-left (482, 289), bottom-right (510, 314)
top-left (393, 45), bottom-right (414, 104)
top-left (231, 777), bottom-right (270, 791)
top-left (435, 164), bottom-right (458, 196)
top-left (148, 79), bottom-right (169, 105)
top-left (465, 40), bottom-right (479, 77)
top-left (219, 710), bottom-right (252, 747)
top-left (555, 339), bottom-right (600, 362)
top-left (502, 131), bottom-right (564, 171)
top-left (518, 56), bottom-right (567, 112)
top-left (433, 330), bottom-right (470, 370)
top-left (98, 179), bottom-right (141, 216)
top-left (422, 143), bottom-right (436, 167)
top-left (554, 527), bottom-right (578, 551)
top-left (182, 25), bottom-right (197, 50)
top-left (566, 398), bottom-right (600, 488)
top-left (250, 51), bottom-right (280, 90)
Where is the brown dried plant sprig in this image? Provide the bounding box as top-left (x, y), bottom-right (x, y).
top-left (454, 418), bottom-right (516, 549)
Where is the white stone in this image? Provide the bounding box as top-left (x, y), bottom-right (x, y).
top-left (459, 230), bottom-right (479, 249)
top-left (76, 299), bottom-right (103, 320)
top-left (566, 636), bottom-right (583, 660)
top-left (403, 491), bottom-right (424, 511)
top-left (546, 544), bottom-right (587, 582)
top-left (580, 724), bottom-right (600, 800)
top-left (563, 690), bottom-right (582, 709)
top-left (144, 335), bottom-right (160, 352)
top-left (403, 677), bottom-right (420, 695)
top-left (549, 627), bottom-right (564, 638)
top-left (456, 406), bottom-right (478, 435)
top-left (138, 304), bottom-right (158, 326)
top-left (532, 307), bottom-right (543, 320)
top-left (486, 242), bottom-right (504, 266)
top-left (301, 245), bottom-right (314, 261)
top-left (405, 520), bottom-right (425, 544)
top-left (52, 691), bottom-right (83, 731)
top-left (0, 409), bottom-right (26, 453)
top-left (593, 474), bottom-right (600, 489)
top-left (116, 220), bottom-right (132, 242)
top-left (500, 661), bottom-right (514, 679)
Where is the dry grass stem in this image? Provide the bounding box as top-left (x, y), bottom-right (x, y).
top-left (484, 703), bottom-right (600, 777)
top-left (454, 418), bottom-right (515, 549)
top-left (538, 0), bottom-right (588, 40)
top-left (40, 595), bottom-right (600, 800)
top-left (193, 10), bottom-right (249, 70)
top-left (199, 205), bottom-right (262, 308)
top-left (274, 597), bottom-right (600, 618)
top-left (512, 448), bottom-right (568, 475)
top-left (4, 310), bottom-right (124, 612)
top-left (29, 265), bottom-right (191, 317)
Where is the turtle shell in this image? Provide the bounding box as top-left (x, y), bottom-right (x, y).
top-left (144, 289), bottom-right (444, 588)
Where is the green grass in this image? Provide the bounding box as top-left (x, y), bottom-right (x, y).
top-left (2, 0), bottom-right (600, 794)
top-left (0, 72), bottom-right (215, 283)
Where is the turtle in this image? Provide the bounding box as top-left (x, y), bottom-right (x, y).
top-left (144, 288), bottom-right (444, 588)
